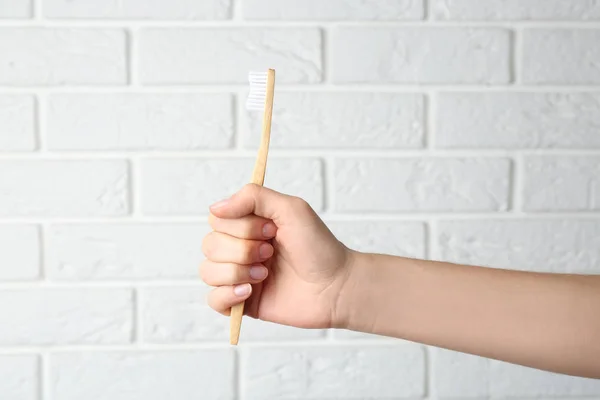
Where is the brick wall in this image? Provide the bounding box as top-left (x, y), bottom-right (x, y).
top-left (1, 0), bottom-right (600, 399)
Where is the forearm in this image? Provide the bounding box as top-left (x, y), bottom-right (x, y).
top-left (337, 251), bottom-right (600, 379)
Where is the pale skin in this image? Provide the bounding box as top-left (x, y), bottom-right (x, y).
top-left (200, 184), bottom-right (600, 380)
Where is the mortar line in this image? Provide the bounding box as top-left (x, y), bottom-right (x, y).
top-left (38, 224), bottom-right (46, 281)
top-left (321, 25), bottom-right (331, 84)
top-left (127, 27), bottom-right (137, 87)
top-left (40, 352), bottom-right (47, 400)
top-left (132, 287), bottom-right (140, 344)
top-left (234, 91), bottom-right (244, 151)
top-left (512, 25), bottom-right (523, 85)
top-left (425, 91), bottom-right (435, 150)
top-left (5, 84), bottom-right (600, 93)
top-left (0, 211), bottom-right (599, 225)
top-left (32, 0), bottom-right (41, 20)
top-left (511, 152), bottom-right (524, 213)
top-left (231, 0), bottom-right (242, 21)
top-left (0, 339), bottom-right (420, 353)
top-left (2, 19), bottom-right (600, 27)
top-left (0, 148), bottom-right (598, 159)
top-left (236, 347), bottom-right (243, 400)
top-left (35, 93), bottom-right (47, 152)
top-left (129, 157), bottom-right (142, 217)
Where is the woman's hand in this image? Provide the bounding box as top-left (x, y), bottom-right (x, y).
top-left (200, 184), bottom-right (353, 329)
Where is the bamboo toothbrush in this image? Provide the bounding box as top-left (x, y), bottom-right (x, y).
top-left (230, 68), bottom-right (276, 345)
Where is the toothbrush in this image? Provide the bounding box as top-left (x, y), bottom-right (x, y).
top-left (230, 68), bottom-right (276, 345)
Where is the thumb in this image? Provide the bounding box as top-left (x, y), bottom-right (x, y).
top-left (209, 184), bottom-right (293, 223)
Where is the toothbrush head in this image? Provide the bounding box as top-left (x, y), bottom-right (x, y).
top-left (246, 70), bottom-right (272, 111)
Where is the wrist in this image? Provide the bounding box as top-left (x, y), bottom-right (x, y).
top-left (331, 250), bottom-right (376, 331)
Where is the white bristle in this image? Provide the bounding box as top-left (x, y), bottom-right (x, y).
top-left (246, 71), bottom-right (268, 111)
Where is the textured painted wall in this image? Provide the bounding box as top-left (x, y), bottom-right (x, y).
top-left (0, 0), bottom-right (600, 398)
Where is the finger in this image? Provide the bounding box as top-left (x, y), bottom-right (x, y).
top-left (209, 184), bottom-right (297, 223)
top-left (208, 213), bottom-right (277, 240)
top-left (199, 260), bottom-right (268, 286)
top-left (207, 284), bottom-right (252, 315)
top-left (202, 231), bottom-right (273, 264)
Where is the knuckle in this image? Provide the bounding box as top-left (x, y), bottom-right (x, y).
top-left (230, 264), bottom-right (244, 282)
top-left (240, 183), bottom-right (259, 199)
top-left (243, 218), bottom-right (258, 238)
top-left (207, 213), bottom-right (218, 230)
top-left (206, 290), bottom-right (219, 310)
top-left (201, 232), bottom-right (215, 259)
top-left (198, 260), bottom-right (212, 284)
top-left (240, 241), bottom-right (256, 262)
top-left (290, 196), bottom-right (311, 214)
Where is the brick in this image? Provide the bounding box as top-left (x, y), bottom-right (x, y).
top-left (44, 0), bottom-right (231, 19)
top-left (0, 0), bottom-right (31, 18)
top-left (243, 345), bottom-right (425, 399)
top-left (0, 95), bottom-right (36, 151)
top-left (0, 225), bottom-right (39, 280)
top-left (242, 0), bottom-right (423, 20)
top-left (242, 92), bottom-right (424, 149)
top-left (0, 160), bottom-right (129, 217)
top-left (0, 288), bottom-right (132, 345)
top-left (437, 92), bottom-right (600, 149)
top-left (434, 349), bottom-right (600, 398)
top-left (0, 28), bottom-right (126, 86)
top-left (141, 158), bottom-right (323, 215)
top-left (434, 349), bottom-right (489, 398)
top-left (432, 0), bottom-right (600, 20)
top-left (331, 27), bottom-right (510, 84)
top-left (523, 29), bottom-right (600, 84)
top-left (46, 224), bottom-right (208, 280)
top-left (49, 350), bottom-right (234, 400)
top-left (0, 355), bottom-right (37, 400)
top-left (48, 94), bottom-right (233, 150)
top-left (327, 221), bottom-right (426, 258)
top-left (334, 158), bottom-right (510, 212)
top-left (491, 359), bottom-right (600, 397)
top-left (139, 28), bottom-right (321, 84)
top-left (523, 156), bottom-right (600, 211)
top-left (140, 286), bottom-right (325, 343)
top-left (437, 220), bottom-right (600, 275)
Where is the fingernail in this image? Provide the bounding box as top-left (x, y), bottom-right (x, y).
top-left (249, 266), bottom-right (268, 280)
top-left (259, 243), bottom-right (273, 259)
top-left (262, 222), bottom-right (277, 238)
top-left (209, 198), bottom-right (229, 210)
top-left (234, 283), bottom-right (251, 297)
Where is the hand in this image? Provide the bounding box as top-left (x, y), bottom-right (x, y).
top-left (200, 184), bottom-right (352, 329)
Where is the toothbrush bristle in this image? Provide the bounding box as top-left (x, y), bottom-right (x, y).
top-left (246, 71), bottom-right (268, 111)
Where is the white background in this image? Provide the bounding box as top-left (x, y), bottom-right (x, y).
top-left (0, 0), bottom-right (600, 399)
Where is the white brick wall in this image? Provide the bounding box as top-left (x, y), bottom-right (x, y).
top-left (0, 95), bottom-right (36, 151)
top-left (47, 94), bottom-right (234, 150)
top-left (49, 350), bottom-right (235, 400)
top-left (431, 0), bottom-right (600, 20)
top-left (0, 225), bottom-right (39, 280)
top-left (435, 349), bottom-right (600, 398)
top-left (523, 29), bottom-right (600, 84)
top-left (0, 0), bottom-right (31, 19)
top-left (243, 345), bottom-right (425, 399)
top-left (0, 1), bottom-right (599, 399)
top-left (0, 355), bottom-right (38, 400)
top-left (43, 0), bottom-right (232, 20)
top-left (242, 92), bottom-right (425, 149)
top-left (0, 288), bottom-right (132, 345)
top-left (0, 28), bottom-right (127, 86)
top-left (331, 27), bottom-right (511, 84)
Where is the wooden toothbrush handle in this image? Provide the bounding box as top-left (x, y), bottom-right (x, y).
top-left (230, 68), bottom-right (276, 345)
